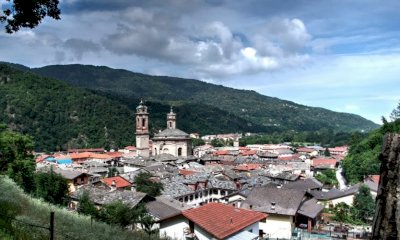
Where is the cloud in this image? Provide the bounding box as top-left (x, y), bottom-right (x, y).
top-left (101, 6), bottom-right (311, 78)
top-left (63, 38), bottom-right (101, 60)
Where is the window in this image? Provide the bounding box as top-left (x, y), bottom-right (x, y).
top-left (178, 147), bottom-right (182, 156)
top-left (169, 122), bottom-right (172, 128)
top-left (142, 118), bottom-right (146, 127)
top-left (154, 148), bottom-right (158, 156)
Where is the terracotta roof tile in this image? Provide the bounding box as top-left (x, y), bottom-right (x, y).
top-left (102, 176), bottom-right (132, 188)
top-left (182, 202), bottom-right (267, 239)
top-left (179, 169), bottom-right (198, 176)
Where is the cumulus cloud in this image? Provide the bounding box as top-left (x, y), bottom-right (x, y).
top-left (101, 4), bottom-right (311, 78)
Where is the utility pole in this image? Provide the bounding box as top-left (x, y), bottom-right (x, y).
top-left (50, 212), bottom-right (55, 240)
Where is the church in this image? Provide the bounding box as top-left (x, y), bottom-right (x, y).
top-left (135, 100), bottom-right (192, 158)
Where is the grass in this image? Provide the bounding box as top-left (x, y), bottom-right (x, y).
top-left (0, 176), bottom-right (161, 240)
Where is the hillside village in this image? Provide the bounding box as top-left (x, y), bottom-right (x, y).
top-left (33, 100), bottom-right (377, 240)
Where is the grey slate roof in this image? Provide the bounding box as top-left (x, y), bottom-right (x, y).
top-left (72, 185), bottom-right (149, 207)
top-left (297, 198), bottom-right (324, 219)
top-left (145, 196), bottom-right (191, 221)
top-left (153, 128), bottom-right (190, 139)
top-left (153, 153), bottom-right (178, 162)
top-left (309, 184), bottom-right (361, 201)
top-left (53, 169), bottom-right (89, 180)
top-left (283, 178), bottom-right (323, 191)
top-left (242, 186), bottom-right (306, 216)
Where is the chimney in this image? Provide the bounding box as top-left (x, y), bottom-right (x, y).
top-left (271, 202), bottom-right (276, 210)
top-left (230, 218), bottom-right (233, 224)
top-left (111, 180), bottom-right (116, 187)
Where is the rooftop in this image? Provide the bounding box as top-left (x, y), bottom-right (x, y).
top-left (182, 202), bottom-right (267, 239)
top-left (153, 128), bottom-right (190, 139)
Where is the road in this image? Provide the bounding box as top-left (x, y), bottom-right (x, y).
top-left (336, 165), bottom-right (347, 190)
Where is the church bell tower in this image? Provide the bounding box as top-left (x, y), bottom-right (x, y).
top-left (135, 99), bottom-right (149, 157)
top-left (167, 106), bottom-right (176, 129)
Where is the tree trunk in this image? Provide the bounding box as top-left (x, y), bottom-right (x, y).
top-left (371, 133), bottom-right (400, 239)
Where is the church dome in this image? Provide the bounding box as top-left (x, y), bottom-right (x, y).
top-left (154, 128), bottom-right (190, 139)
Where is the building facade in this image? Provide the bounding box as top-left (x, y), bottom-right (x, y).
top-left (135, 102), bottom-right (192, 158)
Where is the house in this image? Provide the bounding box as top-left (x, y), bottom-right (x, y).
top-left (364, 175), bottom-right (380, 198)
top-left (311, 158), bottom-right (338, 172)
top-left (101, 176), bottom-right (132, 190)
top-left (69, 184), bottom-right (153, 209)
top-left (145, 196), bottom-right (192, 239)
top-left (283, 178), bottom-right (323, 192)
top-left (309, 184), bottom-right (361, 207)
top-left (241, 186), bottom-right (306, 239)
top-left (53, 169), bottom-right (90, 192)
top-left (181, 202), bottom-right (267, 240)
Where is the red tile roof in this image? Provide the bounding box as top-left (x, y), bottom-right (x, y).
top-left (179, 169), bottom-right (197, 176)
top-left (233, 164), bottom-right (262, 171)
top-left (213, 150), bottom-right (230, 156)
top-left (278, 154), bottom-right (300, 161)
top-left (368, 175), bottom-right (380, 184)
top-left (105, 152), bottom-right (123, 158)
top-left (124, 146), bottom-right (137, 151)
top-left (69, 152), bottom-right (112, 160)
top-left (239, 150), bottom-right (257, 156)
top-left (183, 203), bottom-right (267, 239)
top-left (101, 176), bottom-right (132, 188)
top-left (312, 158), bottom-right (337, 167)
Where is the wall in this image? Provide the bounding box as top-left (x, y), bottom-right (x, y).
top-left (159, 215), bottom-right (188, 240)
top-left (331, 194), bottom-right (355, 206)
top-left (261, 214), bottom-right (294, 239)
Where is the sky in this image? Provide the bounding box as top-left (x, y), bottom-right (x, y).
top-left (1, 0), bottom-right (399, 124)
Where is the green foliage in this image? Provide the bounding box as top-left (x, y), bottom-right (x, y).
top-left (77, 191), bottom-right (98, 217)
top-left (210, 138), bottom-right (224, 147)
top-left (353, 185), bottom-right (375, 223)
top-left (97, 201), bottom-right (139, 228)
top-left (107, 167), bottom-right (119, 177)
top-left (0, 176), bottom-right (162, 240)
top-left (315, 169), bottom-right (338, 187)
top-left (240, 130), bottom-right (364, 147)
top-left (191, 138), bottom-right (205, 147)
top-left (343, 119), bottom-right (400, 183)
top-left (134, 172), bottom-right (163, 197)
top-left (34, 169), bottom-right (69, 205)
top-left (0, 126), bottom-right (35, 193)
top-left (0, 64), bottom-right (135, 151)
top-left (332, 202), bottom-right (352, 223)
top-left (389, 100), bottom-right (400, 121)
top-left (324, 148), bottom-right (331, 157)
top-left (32, 64), bottom-right (378, 133)
top-left (0, 0), bottom-right (60, 33)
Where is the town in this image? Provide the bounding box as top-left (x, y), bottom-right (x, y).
top-left (33, 100), bottom-right (376, 240)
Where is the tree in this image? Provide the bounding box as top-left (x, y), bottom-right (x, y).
top-left (34, 169), bottom-right (69, 205)
top-left (389, 100), bottom-right (400, 121)
top-left (353, 184), bottom-right (375, 223)
top-left (332, 202), bottom-right (352, 223)
top-left (97, 201), bottom-right (138, 228)
top-left (78, 191), bottom-right (98, 217)
top-left (0, 127), bottom-right (35, 193)
top-left (210, 138), bottom-right (224, 147)
top-left (192, 138), bottom-right (205, 147)
top-left (0, 0), bottom-right (60, 33)
top-left (324, 148), bottom-right (331, 157)
top-left (134, 172), bottom-right (163, 197)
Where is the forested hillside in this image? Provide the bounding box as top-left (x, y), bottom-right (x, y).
top-left (342, 118), bottom-right (400, 183)
top-left (0, 64), bottom-right (267, 151)
top-left (32, 64), bottom-right (379, 133)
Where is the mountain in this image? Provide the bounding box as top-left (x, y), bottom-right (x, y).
top-left (32, 64), bottom-right (379, 132)
top-left (0, 64), bottom-right (265, 151)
